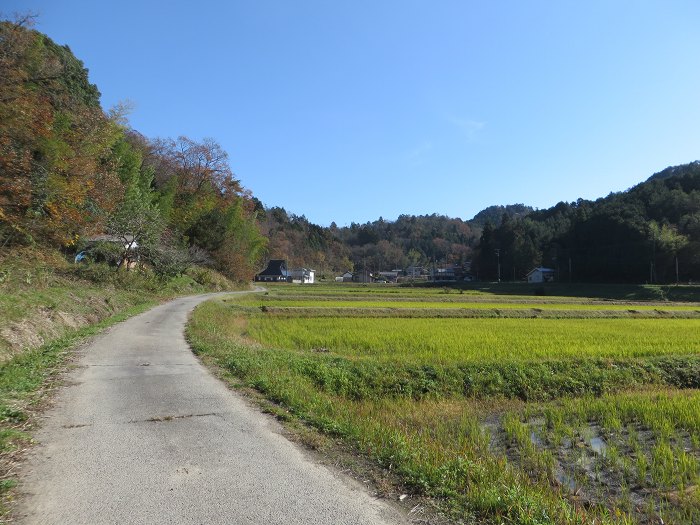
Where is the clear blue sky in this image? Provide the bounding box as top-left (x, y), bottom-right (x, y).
top-left (5, 1), bottom-right (700, 226)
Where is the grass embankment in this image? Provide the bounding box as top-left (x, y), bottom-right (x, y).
top-left (0, 246), bottom-right (240, 513)
top-left (189, 285), bottom-right (700, 525)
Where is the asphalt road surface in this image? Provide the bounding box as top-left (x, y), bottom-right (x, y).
top-left (16, 293), bottom-right (407, 525)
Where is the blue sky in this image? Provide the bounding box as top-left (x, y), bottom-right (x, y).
top-left (4, 1), bottom-right (700, 226)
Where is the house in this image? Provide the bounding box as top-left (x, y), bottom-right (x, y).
top-left (340, 271), bottom-right (353, 282)
top-left (74, 234), bottom-right (139, 268)
top-left (527, 267), bottom-right (555, 283)
top-left (431, 267), bottom-right (457, 282)
top-left (288, 268), bottom-right (315, 284)
top-left (430, 264), bottom-right (467, 282)
top-left (377, 271), bottom-right (400, 283)
top-left (404, 265), bottom-right (424, 278)
top-left (254, 259), bottom-right (289, 282)
top-left (352, 269), bottom-right (374, 283)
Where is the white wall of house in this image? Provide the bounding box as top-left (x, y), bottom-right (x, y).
top-left (528, 271), bottom-right (544, 283)
top-left (289, 268), bottom-right (315, 284)
top-left (527, 268), bottom-right (555, 283)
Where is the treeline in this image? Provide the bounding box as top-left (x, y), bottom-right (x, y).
top-left (0, 18), bottom-right (265, 281)
top-left (334, 214), bottom-right (478, 271)
top-left (258, 166), bottom-right (700, 284)
top-left (258, 211), bottom-right (483, 276)
top-left (4, 18), bottom-right (700, 284)
top-left (256, 206), bottom-right (352, 276)
top-left (473, 162), bottom-right (700, 283)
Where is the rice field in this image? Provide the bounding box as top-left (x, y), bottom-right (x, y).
top-left (247, 317), bottom-right (700, 363)
top-left (249, 296), bottom-right (700, 312)
top-left (188, 283), bottom-right (700, 525)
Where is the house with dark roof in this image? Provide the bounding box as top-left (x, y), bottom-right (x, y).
top-left (254, 260), bottom-right (289, 282)
top-left (352, 269), bottom-right (374, 283)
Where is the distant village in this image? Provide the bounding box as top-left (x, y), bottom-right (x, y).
top-left (254, 260), bottom-right (556, 284)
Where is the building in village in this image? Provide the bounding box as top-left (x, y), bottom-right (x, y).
top-left (288, 268), bottom-right (315, 284)
top-left (404, 265), bottom-right (425, 279)
top-left (254, 259), bottom-right (289, 282)
top-left (336, 271), bottom-right (353, 282)
top-left (430, 264), bottom-right (465, 282)
top-left (527, 267), bottom-right (556, 283)
top-left (74, 234), bottom-right (139, 269)
top-left (352, 269), bottom-right (374, 283)
top-left (376, 270), bottom-right (400, 283)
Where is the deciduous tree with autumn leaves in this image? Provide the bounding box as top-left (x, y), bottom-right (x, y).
top-left (0, 16), bottom-right (265, 281)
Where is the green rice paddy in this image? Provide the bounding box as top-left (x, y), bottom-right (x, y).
top-left (250, 296), bottom-right (700, 311)
top-left (248, 317), bottom-right (700, 363)
top-left (188, 282), bottom-right (700, 525)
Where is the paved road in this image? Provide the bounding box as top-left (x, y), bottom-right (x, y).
top-left (16, 293), bottom-right (407, 525)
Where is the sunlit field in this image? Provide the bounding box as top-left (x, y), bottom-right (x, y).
top-left (188, 283), bottom-right (700, 525)
top-left (248, 317), bottom-right (700, 363)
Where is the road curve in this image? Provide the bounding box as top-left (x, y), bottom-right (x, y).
top-left (16, 293), bottom-right (407, 525)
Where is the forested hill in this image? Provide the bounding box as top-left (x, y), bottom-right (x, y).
top-left (646, 160), bottom-right (700, 183)
top-left (0, 18), bottom-right (265, 281)
top-left (470, 204), bottom-right (533, 227)
top-left (263, 165), bottom-right (700, 284)
top-left (259, 210), bottom-right (485, 275)
top-left (473, 162), bottom-right (700, 283)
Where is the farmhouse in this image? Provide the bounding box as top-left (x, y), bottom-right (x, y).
top-left (74, 234), bottom-right (139, 268)
top-left (431, 267), bottom-right (456, 282)
top-left (405, 265), bottom-right (424, 278)
top-left (352, 269), bottom-right (374, 283)
top-left (288, 268), bottom-right (315, 284)
top-left (377, 271), bottom-right (400, 283)
top-left (527, 267), bottom-right (555, 283)
top-left (335, 271), bottom-right (354, 282)
top-left (254, 259), bottom-right (289, 282)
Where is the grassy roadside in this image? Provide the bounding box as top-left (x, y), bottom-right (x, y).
top-left (0, 247), bottom-right (237, 360)
top-left (0, 246), bottom-right (242, 517)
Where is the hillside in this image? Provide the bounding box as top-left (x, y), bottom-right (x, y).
top-left (469, 203), bottom-right (534, 227)
top-left (0, 247), bottom-right (236, 360)
top-left (0, 18), bottom-right (265, 282)
top-left (473, 161), bottom-right (700, 282)
top-left (260, 163), bottom-right (700, 284)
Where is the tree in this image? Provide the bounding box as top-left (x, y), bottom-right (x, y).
top-left (151, 136), bottom-right (242, 196)
top-left (107, 186), bottom-right (163, 270)
top-left (650, 221), bottom-right (688, 284)
top-left (0, 18), bottom-right (121, 247)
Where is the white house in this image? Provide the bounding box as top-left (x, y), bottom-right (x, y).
top-left (527, 267), bottom-right (556, 283)
top-left (288, 268), bottom-right (315, 284)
